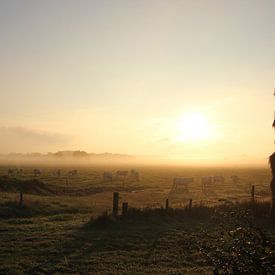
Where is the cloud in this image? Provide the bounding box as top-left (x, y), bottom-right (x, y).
top-left (0, 126), bottom-right (72, 153)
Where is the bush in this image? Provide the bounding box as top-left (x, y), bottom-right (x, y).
top-left (197, 209), bottom-right (275, 274)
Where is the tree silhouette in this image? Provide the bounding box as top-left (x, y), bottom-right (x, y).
top-left (270, 89), bottom-right (275, 218)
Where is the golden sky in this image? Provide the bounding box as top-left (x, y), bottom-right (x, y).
top-left (0, 1), bottom-right (274, 164)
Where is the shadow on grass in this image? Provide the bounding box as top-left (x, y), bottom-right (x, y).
top-left (0, 199), bottom-right (91, 219)
top-left (27, 200), bottom-right (274, 273)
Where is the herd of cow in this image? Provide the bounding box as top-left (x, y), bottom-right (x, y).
top-left (171, 175), bottom-right (240, 193)
top-left (6, 168), bottom-right (140, 182)
top-left (6, 168), bottom-right (240, 192)
top-left (7, 168), bottom-right (78, 177)
top-left (102, 170), bottom-right (139, 182)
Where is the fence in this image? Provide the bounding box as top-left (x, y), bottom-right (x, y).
top-left (110, 185), bottom-right (259, 217)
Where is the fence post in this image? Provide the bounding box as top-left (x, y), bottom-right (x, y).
top-left (189, 199), bottom-right (193, 210)
top-left (165, 199), bottom-right (169, 210)
top-left (122, 202), bottom-right (128, 216)
top-left (251, 185), bottom-right (255, 203)
top-left (113, 192), bottom-right (119, 216)
top-left (19, 190), bottom-right (23, 207)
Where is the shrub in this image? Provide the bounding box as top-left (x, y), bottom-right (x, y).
top-left (197, 209), bottom-right (275, 274)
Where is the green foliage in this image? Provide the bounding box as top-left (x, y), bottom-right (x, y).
top-left (197, 209), bottom-right (275, 274)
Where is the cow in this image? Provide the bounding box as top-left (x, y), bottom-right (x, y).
top-left (56, 169), bottom-right (61, 177)
top-left (171, 177), bottom-right (194, 193)
top-left (116, 170), bottom-right (128, 180)
top-left (17, 168), bottom-right (23, 175)
top-left (130, 169), bottom-right (139, 181)
top-left (201, 176), bottom-right (214, 196)
top-left (103, 171), bottom-right (113, 182)
top-left (231, 175), bottom-right (239, 185)
top-left (33, 168), bottom-right (42, 177)
top-left (201, 176), bottom-right (213, 191)
top-left (8, 168), bottom-right (22, 176)
top-left (68, 170), bottom-right (77, 176)
top-left (213, 175), bottom-right (225, 184)
top-left (8, 168), bottom-right (15, 175)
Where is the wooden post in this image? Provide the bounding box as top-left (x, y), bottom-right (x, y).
top-left (189, 199), bottom-right (192, 210)
top-left (251, 185), bottom-right (255, 202)
top-left (19, 191), bottom-right (23, 207)
top-left (122, 202), bottom-right (128, 216)
top-left (113, 192), bottom-right (119, 216)
top-left (165, 199), bottom-right (169, 210)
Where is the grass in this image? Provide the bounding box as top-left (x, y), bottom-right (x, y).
top-left (0, 175), bottom-right (145, 197)
top-left (0, 165), bottom-right (274, 273)
top-left (90, 200), bottom-right (272, 227)
top-left (0, 198), bottom-right (92, 219)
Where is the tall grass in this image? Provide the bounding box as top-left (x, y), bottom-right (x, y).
top-left (90, 200), bottom-right (272, 227)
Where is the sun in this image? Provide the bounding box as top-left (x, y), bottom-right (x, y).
top-left (177, 112), bottom-right (213, 142)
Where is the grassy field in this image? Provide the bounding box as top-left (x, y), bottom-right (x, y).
top-left (0, 164), bottom-right (274, 274)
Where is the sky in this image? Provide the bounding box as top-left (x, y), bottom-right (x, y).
top-left (0, 0), bottom-right (275, 164)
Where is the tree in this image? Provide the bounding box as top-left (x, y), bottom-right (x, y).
top-left (270, 89), bottom-right (275, 219)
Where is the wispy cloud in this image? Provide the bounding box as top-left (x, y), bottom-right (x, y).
top-left (0, 126), bottom-right (73, 153)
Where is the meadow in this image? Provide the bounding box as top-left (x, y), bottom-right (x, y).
top-left (0, 164), bottom-right (274, 274)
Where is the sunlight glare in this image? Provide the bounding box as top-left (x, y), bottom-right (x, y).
top-left (177, 112), bottom-right (213, 142)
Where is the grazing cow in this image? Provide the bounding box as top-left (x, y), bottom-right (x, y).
top-left (201, 176), bottom-right (213, 189)
top-left (116, 170), bottom-right (128, 180)
top-left (33, 169), bottom-right (42, 177)
top-left (201, 176), bottom-right (214, 195)
top-left (8, 168), bottom-right (15, 175)
top-left (171, 177), bottom-right (194, 193)
top-left (8, 168), bottom-right (20, 176)
top-left (103, 171), bottom-right (113, 182)
top-left (68, 170), bottom-right (77, 176)
top-left (56, 169), bottom-right (61, 177)
top-left (130, 169), bottom-right (139, 181)
top-left (231, 175), bottom-right (239, 185)
top-left (213, 176), bottom-right (225, 184)
top-left (18, 168), bottom-right (23, 175)
top-left (8, 168), bottom-right (23, 177)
